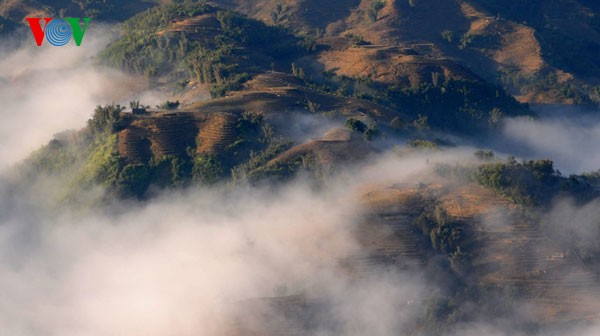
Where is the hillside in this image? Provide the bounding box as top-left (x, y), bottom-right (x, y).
top-left (2, 1), bottom-right (600, 335)
top-left (0, 0), bottom-right (157, 29)
top-left (210, 0), bottom-right (600, 105)
top-left (4, 0), bottom-right (599, 105)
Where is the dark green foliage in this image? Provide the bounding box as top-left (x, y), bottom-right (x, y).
top-left (87, 104), bottom-right (125, 135)
top-left (488, 107), bottom-right (503, 129)
top-left (192, 154), bottom-right (225, 185)
top-left (116, 164), bottom-right (151, 198)
top-left (292, 63), bottom-right (305, 79)
top-left (367, 0), bottom-right (387, 22)
top-left (314, 71), bottom-right (528, 135)
top-left (93, 152), bottom-right (123, 186)
top-left (474, 150), bottom-right (495, 161)
top-left (440, 30), bottom-right (454, 43)
top-left (473, 159), bottom-right (596, 206)
top-left (345, 33), bottom-right (369, 46)
top-left (235, 112), bottom-right (263, 138)
top-left (270, 3), bottom-right (289, 25)
top-left (156, 100), bottom-right (181, 110)
top-left (409, 139), bottom-right (439, 150)
top-left (100, 4), bottom-right (214, 78)
top-left (435, 158), bottom-right (597, 207)
top-left (243, 140), bottom-right (294, 172)
top-left (430, 207), bottom-right (463, 254)
top-left (100, 4), bottom-right (307, 96)
top-left (129, 100), bottom-right (141, 110)
top-left (414, 206), bottom-right (469, 279)
top-left (101, 155), bottom-right (196, 198)
top-left (217, 112), bottom-right (269, 167)
top-left (297, 34), bottom-right (318, 52)
top-left (381, 79), bottom-right (528, 134)
top-left (304, 99), bottom-right (321, 113)
top-left (344, 118), bottom-right (380, 141)
top-left (344, 118), bottom-right (367, 133)
top-left (430, 222), bottom-right (463, 253)
top-left (151, 155), bottom-right (193, 188)
top-left (458, 34), bottom-right (473, 50)
top-left (247, 159), bottom-right (302, 184)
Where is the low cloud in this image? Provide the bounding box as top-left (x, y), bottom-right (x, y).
top-left (0, 179), bottom-right (426, 335)
top-left (501, 111), bottom-right (600, 174)
top-left (0, 26), bottom-right (165, 170)
top-left (0, 144), bottom-right (600, 335)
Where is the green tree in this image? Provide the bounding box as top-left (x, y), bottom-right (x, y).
top-left (344, 118), bottom-right (367, 133)
top-left (441, 30), bottom-right (454, 43)
top-left (367, 0), bottom-right (387, 22)
top-left (412, 114), bottom-right (430, 131)
top-left (117, 164), bottom-right (151, 198)
top-left (87, 104), bottom-right (125, 135)
top-left (271, 3), bottom-right (289, 25)
top-left (474, 150), bottom-right (495, 161)
top-left (459, 34), bottom-right (473, 49)
top-left (488, 107), bottom-right (503, 129)
top-left (192, 154), bottom-right (225, 185)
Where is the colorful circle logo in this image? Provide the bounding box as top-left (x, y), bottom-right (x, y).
top-left (45, 19), bottom-right (72, 46)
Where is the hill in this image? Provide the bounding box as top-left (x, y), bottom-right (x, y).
top-left (211, 0), bottom-right (600, 105)
top-left (3, 1), bottom-right (600, 334)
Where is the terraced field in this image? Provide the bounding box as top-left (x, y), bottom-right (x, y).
top-left (345, 184), bottom-right (435, 275)
top-left (196, 113), bottom-right (238, 155)
top-left (353, 182), bottom-right (600, 323)
top-left (117, 112), bottom-right (200, 163)
top-left (433, 183), bottom-right (600, 323)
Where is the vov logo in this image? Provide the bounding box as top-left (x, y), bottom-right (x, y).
top-left (25, 18), bottom-right (91, 46)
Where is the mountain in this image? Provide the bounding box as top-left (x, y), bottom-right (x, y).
top-left (213, 0), bottom-right (600, 105)
top-left (2, 1), bottom-right (600, 335)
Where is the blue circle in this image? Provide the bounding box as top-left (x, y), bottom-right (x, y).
top-left (45, 19), bottom-right (72, 46)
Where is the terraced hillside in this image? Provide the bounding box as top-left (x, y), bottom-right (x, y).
top-left (193, 72), bottom-right (405, 119)
top-left (117, 112), bottom-right (200, 163)
top-left (205, 179), bottom-right (600, 334)
top-left (196, 113), bottom-right (238, 155)
top-left (348, 183), bottom-right (435, 274)
top-left (260, 128), bottom-right (374, 169)
top-left (358, 181), bottom-right (600, 324)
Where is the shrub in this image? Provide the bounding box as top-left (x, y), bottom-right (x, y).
top-left (430, 222), bottom-right (462, 253)
top-left (117, 164), bottom-right (151, 198)
top-left (441, 30), bottom-right (454, 43)
top-left (270, 3), bottom-right (289, 25)
top-left (344, 118), bottom-right (368, 133)
top-left (192, 154), bottom-right (225, 185)
top-left (474, 150), bottom-right (495, 161)
top-left (156, 100), bottom-right (180, 110)
top-left (459, 34), bottom-right (473, 49)
top-left (87, 104), bottom-right (125, 135)
top-left (367, 0), bottom-right (387, 22)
